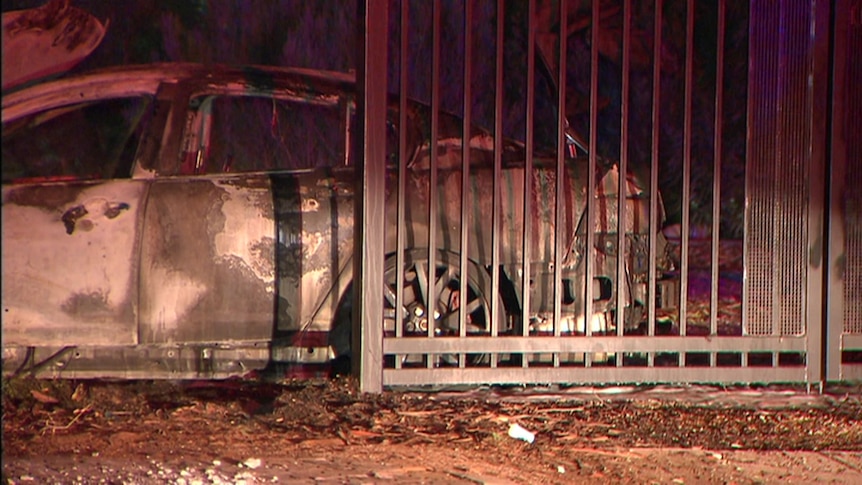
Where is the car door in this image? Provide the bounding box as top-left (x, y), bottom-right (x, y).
top-left (137, 86), bottom-right (353, 346)
top-left (1, 95), bottom-right (155, 347)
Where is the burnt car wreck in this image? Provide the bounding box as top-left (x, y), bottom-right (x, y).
top-left (2, 63), bottom-right (678, 379)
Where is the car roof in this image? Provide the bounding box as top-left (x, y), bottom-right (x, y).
top-left (1, 62), bottom-right (542, 164)
top-left (1, 62), bottom-right (357, 123)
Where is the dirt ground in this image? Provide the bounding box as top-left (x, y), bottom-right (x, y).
top-left (3, 377), bottom-right (861, 484)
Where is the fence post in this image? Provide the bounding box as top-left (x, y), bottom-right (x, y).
top-left (353, 0), bottom-right (388, 393)
top-left (806, 0), bottom-right (832, 385)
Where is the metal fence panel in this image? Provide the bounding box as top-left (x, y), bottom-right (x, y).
top-left (827, 0), bottom-right (862, 382)
top-left (354, 0), bottom-right (841, 389)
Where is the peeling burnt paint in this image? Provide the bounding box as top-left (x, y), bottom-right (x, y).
top-left (104, 202), bottom-right (130, 219)
top-left (61, 204), bottom-right (88, 234)
top-left (249, 236), bottom-right (277, 281)
top-left (3, 182), bottom-right (91, 211)
top-left (151, 180), bottom-right (226, 268)
top-left (61, 290), bottom-right (110, 317)
top-left (139, 176), bottom-right (275, 344)
top-left (269, 171), bottom-right (356, 333)
top-left (61, 200), bottom-right (132, 234)
top-left (220, 177), bottom-right (278, 220)
top-left (67, 200), bottom-right (132, 234)
top-left (2, 179), bottom-right (146, 347)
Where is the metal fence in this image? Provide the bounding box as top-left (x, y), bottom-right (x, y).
top-left (827, 0), bottom-right (862, 383)
top-left (353, 0), bottom-right (860, 392)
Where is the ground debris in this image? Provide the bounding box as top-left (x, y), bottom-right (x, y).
top-left (3, 377), bottom-right (862, 456)
top-left (3, 377), bottom-right (862, 484)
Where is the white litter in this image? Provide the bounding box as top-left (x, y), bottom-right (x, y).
top-left (243, 458), bottom-right (262, 469)
top-left (507, 423), bottom-right (536, 444)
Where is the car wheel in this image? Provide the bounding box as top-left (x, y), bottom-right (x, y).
top-left (383, 250), bottom-right (493, 366)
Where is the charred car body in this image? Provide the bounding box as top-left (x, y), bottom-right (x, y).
top-left (2, 63), bottom-right (677, 379)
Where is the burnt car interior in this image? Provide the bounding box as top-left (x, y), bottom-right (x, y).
top-left (184, 95), bottom-right (349, 174)
top-left (2, 96), bottom-right (154, 183)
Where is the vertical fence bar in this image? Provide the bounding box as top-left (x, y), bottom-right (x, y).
top-left (427, 0), bottom-right (441, 368)
top-left (616, 0), bottom-right (631, 346)
top-left (492, 0), bottom-right (507, 367)
top-left (459, 0), bottom-right (473, 368)
top-left (491, 0), bottom-right (512, 366)
top-left (354, 0), bottom-right (388, 393)
top-left (585, 0), bottom-right (600, 367)
top-left (710, 0), bottom-right (726, 367)
top-left (394, 1), bottom-right (410, 369)
top-left (521, 0), bottom-right (535, 347)
top-left (491, 0), bottom-right (505, 367)
top-left (648, 0), bottom-right (663, 352)
top-left (680, 0), bottom-right (695, 344)
top-left (554, 0), bottom-right (568, 359)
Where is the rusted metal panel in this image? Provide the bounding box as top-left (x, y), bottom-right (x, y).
top-left (1, 180), bottom-right (146, 347)
top-left (138, 176), bottom-right (275, 344)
